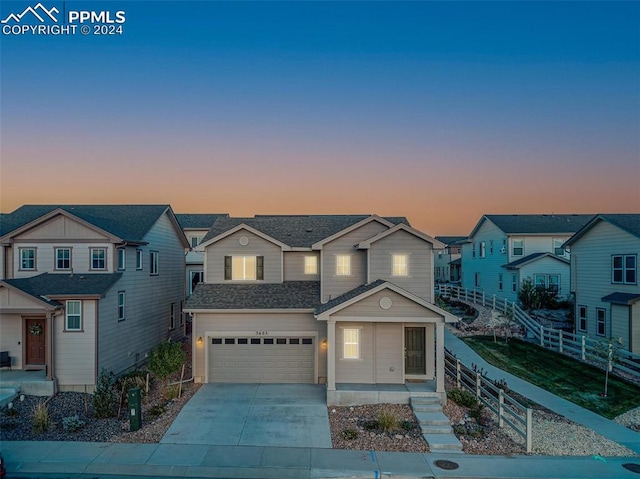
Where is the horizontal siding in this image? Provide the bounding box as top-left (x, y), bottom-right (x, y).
top-left (55, 299), bottom-right (96, 386)
top-left (0, 313), bottom-right (24, 369)
top-left (12, 242), bottom-right (115, 278)
top-left (205, 229), bottom-right (282, 283)
top-left (374, 323), bottom-right (403, 383)
top-left (633, 303), bottom-right (640, 353)
top-left (335, 322), bottom-right (374, 383)
top-left (333, 289), bottom-right (442, 320)
top-left (518, 257), bottom-right (571, 298)
top-left (368, 230), bottom-right (433, 301)
top-left (283, 251), bottom-right (320, 281)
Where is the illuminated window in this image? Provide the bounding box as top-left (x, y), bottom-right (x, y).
top-left (343, 329), bottom-right (359, 359)
top-left (225, 256), bottom-right (263, 280)
top-left (336, 255), bottom-right (351, 276)
top-left (304, 256), bottom-right (318, 275)
top-left (392, 254), bottom-right (408, 276)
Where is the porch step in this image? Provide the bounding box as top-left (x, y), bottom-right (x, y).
top-left (410, 397), bottom-right (441, 406)
top-left (411, 402), bottom-right (443, 413)
top-left (421, 424), bottom-right (454, 434)
top-left (415, 411), bottom-right (450, 427)
top-left (410, 397), bottom-right (464, 454)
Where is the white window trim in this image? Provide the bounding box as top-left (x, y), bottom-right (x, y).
top-left (65, 300), bottom-right (82, 331)
top-left (90, 248), bottom-right (107, 271)
top-left (190, 270), bottom-right (204, 295)
top-left (304, 255), bottom-right (318, 275)
top-left (578, 305), bottom-right (587, 332)
top-left (136, 249), bottom-right (143, 270)
top-left (150, 251), bottom-right (159, 275)
top-left (612, 254), bottom-right (637, 285)
top-left (170, 302), bottom-right (176, 330)
top-left (55, 247), bottom-right (71, 271)
top-left (19, 247), bottom-right (36, 271)
top-left (596, 308), bottom-right (606, 337)
top-left (342, 328), bottom-right (360, 359)
top-left (118, 291), bottom-right (125, 321)
top-left (391, 253), bottom-right (409, 277)
top-left (336, 254), bottom-right (351, 276)
top-left (512, 239), bottom-right (524, 257)
top-left (117, 248), bottom-right (126, 271)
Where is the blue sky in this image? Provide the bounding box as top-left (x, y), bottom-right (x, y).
top-left (1, 1), bottom-right (638, 234)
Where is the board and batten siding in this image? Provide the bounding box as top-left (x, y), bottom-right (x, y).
top-left (368, 230), bottom-right (433, 302)
top-left (55, 299), bottom-right (97, 389)
top-left (192, 311), bottom-right (325, 382)
top-left (571, 220), bottom-right (640, 351)
top-left (98, 212), bottom-right (186, 377)
top-left (283, 251), bottom-right (320, 281)
top-left (205, 229), bottom-right (282, 283)
top-left (322, 220), bottom-right (390, 303)
top-left (373, 323), bottom-right (403, 383)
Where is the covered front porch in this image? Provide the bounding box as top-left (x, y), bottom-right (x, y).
top-left (0, 369), bottom-right (53, 407)
top-left (330, 379), bottom-right (442, 406)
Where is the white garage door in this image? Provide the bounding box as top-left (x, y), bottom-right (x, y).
top-left (208, 336), bottom-right (315, 383)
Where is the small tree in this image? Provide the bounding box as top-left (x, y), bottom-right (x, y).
top-left (93, 368), bottom-right (117, 418)
top-left (518, 278), bottom-right (540, 310)
top-left (591, 337), bottom-right (623, 398)
top-left (147, 340), bottom-right (186, 399)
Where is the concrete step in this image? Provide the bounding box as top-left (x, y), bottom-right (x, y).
top-left (423, 432), bottom-right (464, 452)
top-left (410, 396), bottom-right (441, 406)
top-left (421, 424), bottom-right (454, 434)
top-left (412, 403), bottom-right (443, 413)
top-left (415, 411), bottom-right (450, 427)
top-left (0, 387), bottom-right (20, 408)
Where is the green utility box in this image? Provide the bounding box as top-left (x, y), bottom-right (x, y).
top-left (128, 387), bottom-right (141, 432)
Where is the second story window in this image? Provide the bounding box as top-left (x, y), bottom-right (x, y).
top-left (479, 242), bottom-right (486, 258)
top-left (118, 292), bottom-right (125, 321)
top-left (20, 248), bottom-right (36, 270)
top-left (91, 248), bottom-right (106, 270)
top-left (489, 240), bottom-right (494, 255)
top-left (512, 239), bottom-right (524, 256)
top-left (66, 300), bottom-right (82, 331)
top-left (553, 238), bottom-right (566, 256)
top-left (136, 249), bottom-right (143, 270)
top-left (304, 256), bottom-right (318, 275)
top-left (190, 236), bottom-right (204, 248)
top-left (150, 251), bottom-right (159, 275)
top-left (225, 255), bottom-right (264, 280)
top-left (55, 248), bottom-right (71, 270)
top-left (612, 254), bottom-right (637, 285)
top-left (117, 248), bottom-right (126, 270)
top-left (336, 255), bottom-right (351, 276)
top-left (392, 254), bottom-right (408, 276)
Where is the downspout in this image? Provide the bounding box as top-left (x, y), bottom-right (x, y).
top-left (47, 311), bottom-right (58, 393)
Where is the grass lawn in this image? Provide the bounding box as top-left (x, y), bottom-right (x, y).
top-left (461, 336), bottom-right (640, 419)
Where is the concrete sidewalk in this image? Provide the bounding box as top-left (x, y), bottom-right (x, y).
top-left (2, 440), bottom-right (640, 479)
top-left (444, 328), bottom-right (640, 454)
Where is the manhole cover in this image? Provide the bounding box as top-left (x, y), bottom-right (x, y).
top-left (623, 463), bottom-right (640, 474)
top-left (434, 459), bottom-right (459, 470)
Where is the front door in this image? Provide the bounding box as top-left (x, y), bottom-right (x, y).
top-left (405, 327), bottom-right (425, 375)
top-left (25, 317), bottom-right (46, 366)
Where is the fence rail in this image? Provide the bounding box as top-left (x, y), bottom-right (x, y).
top-left (444, 349), bottom-right (532, 453)
top-left (438, 284), bottom-right (640, 383)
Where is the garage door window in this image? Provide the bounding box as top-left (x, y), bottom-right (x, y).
top-left (290, 338), bottom-right (300, 344)
top-left (251, 338), bottom-right (260, 344)
top-left (264, 338), bottom-right (274, 344)
top-left (225, 338), bottom-right (235, 344)
top-left (212, 338), bottom-right (222, 345)
top-left (238, 338), bottom-right (248, 344)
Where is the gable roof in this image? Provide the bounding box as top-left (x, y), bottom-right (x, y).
top-left (1, 205), bottom-right (185, 244)
top-left (175, 213), bottom-right (228, 230)
top-left (185, 281), bottom-right (320, 310)
top-left (435, 236), bottom-right (467, 246)
top-left (563, 214), bottom-right (640, 247)
top-left (469, 214), bottom-right (594, 238)
top-left (357, 223), bottom-right (444, 249)
top-left (4, 273), bottom-right (122, 301)
top-left (503, 252), bottom-right (569, 270)
top-left (199, 223), bottom-right (292, 250)
top-left (202, 215), bottom-right (408, 248)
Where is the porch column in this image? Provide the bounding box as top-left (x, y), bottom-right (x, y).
top-left (327, 319), bottom-right (336, 391)
top-left (435, 322), bottom-right (445, 393)
top-left (46, 312), bottom-right (54, 381)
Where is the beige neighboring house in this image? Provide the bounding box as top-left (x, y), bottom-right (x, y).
top-left (184, 214), bottom-right (458, 405)
top-left (564, 214), bottom-right (640, 352)
top-left (0, 205), bottom-right (189, 392)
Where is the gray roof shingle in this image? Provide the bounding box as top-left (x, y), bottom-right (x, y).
top-left (186, 281), bottom-right (320, 310)
top-left (483, 214), bottom-right (594, 235)
top-left (4, 273), bottom-right (122, 303)
top-left (1, 205), bottom-right (173, 241)
top-left (600, 214), bottom-right (640, 238)
top-left (202, 215), bottom-right (409, 248)
top-left (601, 292), bottom-right (640, 305)
top-left (435, 236), bottom-right (467, 245)
top-left (314, 280), bottom-right (386, 315)
top-left (175, 213), bottom-right (228, 230)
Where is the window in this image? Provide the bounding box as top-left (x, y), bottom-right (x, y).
top-left (489, 240), bottom-right (494, 255)
top-left (343, 328), bottom-right (359, 359)
top-left (512, 239), bottom-right (524, 256)
top-left (336, 255), bottom-right (351, 276)
top-left (474, 272), bottom-right (481, 287)
top-left (304, 255), bottom-right (318, 275)
top-left (553, 238), bottom-right (566, 256)
top-left (612, 255), bottom-right (637, 285)
top-left (118, 292), bottom-right (125, 321)
top-left (190, 271), bottom-right (204, 294)
top-left (91, 248), bottom-right (106, 270)
top-left (66, 300), bottom-right (82, 331)
top-left (512, 274), bottom-right (517, 293)
top-left (150, 251), bottom-right (159, 275)
top-left (596, 308), bottom-right (606, 336)
top-left (472, 243), bottom-right (476, 258)
top-left (170, 302), bottom-right (176, 330)
top-left (534, 274), bottom-right (547, 288)
top-left (190, 236), bottom-right (204, 248)
top-left (136, 249), bottom-right (143, 270)
top-left (479, 242), bottom-right (486, 258)
top-left (55, 248), bottom-right (71, 270)
top-left (179, 300), bottom-right (184, 326)
top-left (20, 248), bottom-right (36, 270)
top-left (392, 254), bottom-right (408, 276)
top-left (225, 255), bottom-right (263, 280)
top-left (117, 248), bottom-right (126, 270)
top-left (548, 274), bottom-right (560, 292)
top-left (498, 273), bottom-right (503, 292)
top-left (578, 306), bottom-right (587, 332)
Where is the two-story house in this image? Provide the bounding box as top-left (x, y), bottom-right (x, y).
top-left (434, 236), bottom-right (466, 284)
top-left (563, 214), bottom-right (639, 352)
top-left (176, 213), bottom-right (228, 297)
top-left (461, 214), bottom-right (593, 303)
top-left (0, 205), bottom-right (189, 392)
top-left (184, 214), bottom-right (457, 405)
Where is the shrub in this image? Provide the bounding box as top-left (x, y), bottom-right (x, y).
top-left (147, 340), bottom-right (186, 399)
top-left (165, 384), bottom-right (180, 400)
top-left (116, 371), bottom-right (148, 406)
top-left (93, 368), bottom-right (117, 418)
top-left (62, 415), bottom-right (85, 432)
top-left (32, 402), bottom-right (52, 434)
top-left (341, 428), bottom-right (358, 440)
top-left (362, 419), bottom-right (379, 431)
top-left (448, 388), bottom-right (478, 408)
top-left (146, 404), bottom-right (166, 417)
top-left (401, 420), bottom-right (414, 431)
top-left (376, 410), bottom-right (398, 432)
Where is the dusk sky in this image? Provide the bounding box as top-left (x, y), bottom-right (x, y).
top-left (1, 1), bottom-right (638, 235)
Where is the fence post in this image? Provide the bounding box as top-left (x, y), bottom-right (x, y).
top-left (558, 330), bottom-right (563, 353)
top-left (464, 289), bottom-right (468, 302)
top-left (498, 389), bottom-right (504, 428)
top-left (540, 325), bottom-right (544, 347)
top-left (475, 372), bottom-right (481, 398)
top-left (581, 336), bottom-right (586, 360)
top-left (482, 291), bottom-right (486, 307)
top-left (456, 359), bottom-right (461, 388)
top-left (492, 295), bottom-right (496, 310)
top-left (526, 408), bottom-right (533, 453)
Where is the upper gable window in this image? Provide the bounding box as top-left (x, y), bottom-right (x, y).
top-left (55, 248), bottom-right (71, 270)
top-left (392, 254), bottom-right (408, 276)
top-left (91, 248), bottom-right (106, 270)
top-left (336, 255), bottom-right (351, 276)
top-left (612, 255), bottom-right (636, 285)
top-left (117, 248), bottom-right (126, 271)
top-left (512, 239), bottom-right (524, 256)
top-left (479, 242), bottom-right (486, 258)
top-left (304, 256), bottom-right (318, 275)
top-left (20, 248), bottom-right (36, 270)
top-left (225, 255), bottom-right (264, 280)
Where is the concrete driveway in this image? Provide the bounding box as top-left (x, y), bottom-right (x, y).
top-left (160, 383), bottom-right (332, 448)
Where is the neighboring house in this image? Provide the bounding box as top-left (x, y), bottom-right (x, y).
top-left (461, 214), bottom-right (593, 303)
top-left (176, 213), bottom-right (228, 297)
top-left (185, 214), bottom-right (458, 405)
top-left (0, 205), bottom-right (189, 391)
top-left (434, 236), bottom-right (466, 283)
top-left (563, 214), bottom-right (640, 352)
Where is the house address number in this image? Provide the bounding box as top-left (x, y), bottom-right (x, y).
top-left (255, 331), bottom-right (269, 336)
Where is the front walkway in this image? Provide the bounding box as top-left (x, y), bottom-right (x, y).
top-left (444, 328), bottom-right (640, 454)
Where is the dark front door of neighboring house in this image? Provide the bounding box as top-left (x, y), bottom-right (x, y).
top-left (25, 317), bottom-right (46, 366)
top-left (405, 327), bottom-right (426, 375)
